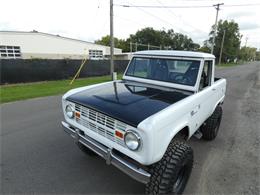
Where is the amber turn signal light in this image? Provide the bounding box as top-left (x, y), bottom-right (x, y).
top-left (115, 130), bottom-right (124, 139)
top-left (75, 112), bottom-right (81, 118)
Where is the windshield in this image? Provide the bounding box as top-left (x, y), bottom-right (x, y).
top-left (125, 57), bottom-right (201, 86)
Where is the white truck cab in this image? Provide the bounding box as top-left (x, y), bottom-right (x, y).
top-left (62, 50), bottom-right (226, 194)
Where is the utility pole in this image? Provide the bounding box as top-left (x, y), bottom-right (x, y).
top-left (245, 37), bottom-right (248, 47)
top-left (130, 42), bottom-right (132, 53)
top-left (135, 42), bottom-right (138, 51)
top-left (211, 3), bottom-right (224, 54)
top-left (219, 30), bottom-right (226, 65)
top-left (110, 0), bottom-right (115, 80)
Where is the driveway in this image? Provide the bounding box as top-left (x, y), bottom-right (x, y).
top-left (1, 62), bottom-right (259, 194)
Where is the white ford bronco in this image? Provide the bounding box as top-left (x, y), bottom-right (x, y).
top-left (62, 50), bottom-right (226, 194)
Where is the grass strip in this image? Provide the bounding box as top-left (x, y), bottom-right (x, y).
top-left (0, 75), bottom-right (121, 104)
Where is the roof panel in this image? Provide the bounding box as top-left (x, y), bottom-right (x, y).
top-left (0, 31), bottom-right (122, 51)
top-left (134, 50), bottom-right (215, 58)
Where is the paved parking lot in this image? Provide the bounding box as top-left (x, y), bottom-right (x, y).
top-left (1, 62), bottom-right (259, 194)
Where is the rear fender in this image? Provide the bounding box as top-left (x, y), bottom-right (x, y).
top-left (212, 95), bottom-right (225, 114)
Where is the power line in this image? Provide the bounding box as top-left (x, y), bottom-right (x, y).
top-left (155, 0), bottom-right (208, 34)
top-left (114, 3), bottom-right (260, 9)
top-left (222, 50), bottom-right (238, 57)
top-left (114, 1), bottom-right (211, 45)
top-left (114, 14), bottom-right (145, 26)
top-left (224, 3), bottom-right (260, 7)
top-left (115, 1), bottom-right (207, 44)
top-left (124, 1), bottom-right (191, 35)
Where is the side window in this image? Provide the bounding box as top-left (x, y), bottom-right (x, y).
top-left (199, 60), bottom-right (213, 90)
top-left (126, 58), bottom-right (149, 78)
top-left (167, 60), bottom-right (191, 73)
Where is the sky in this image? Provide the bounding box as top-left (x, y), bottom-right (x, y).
top-left (0, 0), bottom-right (259, 49)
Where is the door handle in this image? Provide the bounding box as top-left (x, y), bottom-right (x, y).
top-left (212, 88), bottom-right (216, 91)
top-left (191, 110), bottom-right (198, 116)
top-left (191, 104), bottom-right (200, 116)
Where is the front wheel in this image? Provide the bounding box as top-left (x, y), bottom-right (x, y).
top-left (145, 141), bottom-right (193, 194)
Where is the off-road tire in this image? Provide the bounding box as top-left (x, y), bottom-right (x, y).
top-left (76, 142), bottom-right (97, 156)
top-left (145, 141), bottom-right (193, 194)
top-left (201, 106), bottom-right (223, 141)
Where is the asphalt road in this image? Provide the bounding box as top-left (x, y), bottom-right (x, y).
top-left (1, 62), bottom-right (260, 194)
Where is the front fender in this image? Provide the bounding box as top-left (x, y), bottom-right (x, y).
top-left (138, 111), bottom-right (191, 165)
top-left (152, 118), bottom-right (191, 164)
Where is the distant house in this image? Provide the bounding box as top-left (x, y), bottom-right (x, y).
top-left (0, 31), bottom-right (122, 59)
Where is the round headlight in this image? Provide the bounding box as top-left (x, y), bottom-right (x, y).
top-left (124, 130), bottom-right (141, 151)
top-left (65, 104), bottom-right (74, 118)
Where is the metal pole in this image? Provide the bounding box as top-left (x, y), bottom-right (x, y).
top-left (110, 0), bottom-right (115, 80)
top-left (135, 42), bottom-right (138, 51)
top-left (219, 29), bottom-right (225, 65)
top-left (130, 42), bottom-right (132, 53)
top-left (211, 3), bottom-right (224, 54)
top-left (245, 37), bottom-right (248, 47)
top-left (148, 43), bottom-right (150, 50)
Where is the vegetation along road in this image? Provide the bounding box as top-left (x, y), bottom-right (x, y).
top-left (0, 74), bottom-right (122, 104)
top-left (1, 62), bottom-right (259, 194)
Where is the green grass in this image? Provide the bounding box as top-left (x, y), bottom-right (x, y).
top-left (0, 75), bottom-right (122, 104)
top-left (217, 62), bottom-right (243, 67)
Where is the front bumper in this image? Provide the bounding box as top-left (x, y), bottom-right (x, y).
top-left (62, 121), bottom-right (151, 184)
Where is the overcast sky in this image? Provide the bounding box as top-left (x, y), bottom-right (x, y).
top-left (1, 0), bottom-right (259, 49)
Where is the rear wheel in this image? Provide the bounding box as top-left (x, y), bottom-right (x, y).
top-left (76, 142), bottom-right (97, 156)
top-left (145, 141), bottom-right (193, 194)
top-left (201, 106), bottom-right (223, 141)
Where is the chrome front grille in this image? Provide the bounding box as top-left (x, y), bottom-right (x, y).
top-left (75, 104), bottom-right (127, 146)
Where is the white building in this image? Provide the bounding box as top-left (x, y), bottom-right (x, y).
top-left (105, 52), bottom-right (133, 60)
top-left (0, 31), bottom-right (122, 59)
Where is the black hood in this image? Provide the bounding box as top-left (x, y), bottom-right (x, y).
top-left (66, 81), bottom-right (189, 127)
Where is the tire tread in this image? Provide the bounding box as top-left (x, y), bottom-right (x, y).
top-left (145, 141), bottom-right (193, 194)
top-left (201, 106), bottom-right (223, 140)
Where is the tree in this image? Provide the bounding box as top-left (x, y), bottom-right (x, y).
top-left (256, 51), bottom-right (260, 61)
top-left (95, 27), bottom-right (200, 52)
top-left (95, 35), bottom-right (111, 46)
top-left (208, 20), bottom-right (242, 62)
top-left (238, 47), bottom-right (257, 61)
top-left (95, 35), bottom-right (129, 52)
top-left (129, 27), bottom-right (200, 51)
top-left (130, 27), bottom-right (162, 48)
top-left (169, 32), bottom-right (199, 50)
top-left (198, 40), bottom-right (211, 53)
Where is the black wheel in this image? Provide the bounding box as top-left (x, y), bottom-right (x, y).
top-left (145, 141), bottom-right (193, 194)
top-left (201, 106), bottom-right (223, 141)
top-left (76, 142), bottom-right (97, 156)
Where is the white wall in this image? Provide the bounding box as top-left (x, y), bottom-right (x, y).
top-left (0, 31), bottom-right (122, 59)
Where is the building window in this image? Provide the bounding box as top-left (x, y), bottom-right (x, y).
top-left (89, 50), bottom-right (103, 59)
top-left (0, 45), bottom-right (22, 59)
